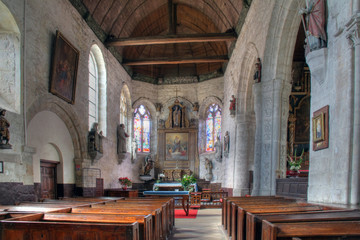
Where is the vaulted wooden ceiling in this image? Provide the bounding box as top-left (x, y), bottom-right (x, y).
top-left (70, 0), bottom-right (251, 84)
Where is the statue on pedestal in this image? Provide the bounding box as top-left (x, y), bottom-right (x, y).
top-left (117, 123), bottom-right (129, 154)
top-left (0, 109), bottom-right (11, 149)
top-left (229, 95), bottom-right (236, 116)
top-left (214, 136), bottom-right (222, 162)
top-left (88, 122), bottom-right (103, 160)
top-left (223, 131), bottom-right (230, 158)
top-left (205, 158), bottom-right (213, 181)
top-left (299, 0), bottom-right (327, 51)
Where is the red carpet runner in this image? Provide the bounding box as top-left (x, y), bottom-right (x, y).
top-left (174, 209), bottom-right (198, 219)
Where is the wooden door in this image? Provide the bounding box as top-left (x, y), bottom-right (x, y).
top-left (40, 161), bottom-right (58, 199)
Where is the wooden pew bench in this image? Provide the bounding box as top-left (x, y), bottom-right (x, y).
top-left (262, 220), bottom-right (360, 240)
top-left (72, 207), bottom-right (162, 240)
top-left (235, 204), bottom-right (333, 240)
top-left (247, 209), bottom-right (360, 240)
top-left (0, 213), bottom-right (139, 240)
top-left (87, 200), bottom-right (171, 239)
top-left (43, 212), bottom-right (152, 240)
top-left (223, 196), bottom-right (285, 228)
top-left (229, 200), bottom-right (338, 240)
top-left (225, 197), bottom-right (297, 236)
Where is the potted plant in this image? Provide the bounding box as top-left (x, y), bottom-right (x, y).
top-left (180, 174), bottom-right (197, 192)
top-left (287, 149), bottom-right (304, 177)
top-left (119, 177), bottom-right (132, 190)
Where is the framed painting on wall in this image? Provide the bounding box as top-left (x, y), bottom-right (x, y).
top-left (49, 30), bottom-right (79, 104)
top-left (165, 133), bottom-right (188, 161)
top-left (312, 105), bottom-right (329, 151)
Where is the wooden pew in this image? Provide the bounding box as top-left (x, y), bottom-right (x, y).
top-left (72, 207), bottom-right (161, 240)
top-left (223, 196), bottom-right (283, 229)
top-left (235, 204), bottom-right (330, 240)
top-left (0, 213), bottom-right (139, 240)
top-left (262, 220), bottom-right (360, 240)
top-left (88, 199), bottom-right (171, 239)
top-left (43, 212), bottom-right (152, 240)
top-left (225, 197), bottom-right (296, 236)
top-left (247, 209), bottom-right (360, 240)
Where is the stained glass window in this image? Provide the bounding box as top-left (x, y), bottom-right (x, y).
top-left (206, 104), bottom-right (221, 151)
top-left (133, 105), bottom-right (151, 152)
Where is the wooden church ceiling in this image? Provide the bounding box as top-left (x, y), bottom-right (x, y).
top-left (71, 0), bottom-right (249, 84)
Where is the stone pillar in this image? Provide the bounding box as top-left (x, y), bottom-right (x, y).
top-left (252, 83), bottom-right (262, 195)
top-left (354, 0), bottom-right (360, 14)
top-left (251, 79), bottom-right (290, 196)
top-left (346, 19), bottom-right (360, 205)
top-left (278, 82), bottom-right (292, 179)
top-left (233, 113), bottom-right (254, 196)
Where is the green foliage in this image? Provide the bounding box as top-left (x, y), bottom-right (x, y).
top-left (180, 174), bottom-right (197, 192)
top-left (287, 149), bottom-right (304, 171)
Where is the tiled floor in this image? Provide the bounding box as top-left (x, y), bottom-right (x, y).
top-left (169, 208), bottom-right (228, 240)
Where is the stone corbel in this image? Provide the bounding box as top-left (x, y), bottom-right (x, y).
top-left (305, 48), bottom-right (328, 86)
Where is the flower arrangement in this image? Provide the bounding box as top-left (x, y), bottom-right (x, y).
top-left (119, 177), bottom-right (132, 187)
top-left (180, 174), bottom-right (197, 192)
top-left (287, 149), bottom-right (304, 171)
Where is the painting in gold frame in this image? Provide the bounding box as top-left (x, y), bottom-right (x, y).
top-left (312, 105), bottom-right (329, 151)
top-left (49, 31), bottom-right (79, 104)
top-left (312, 113), bottom-right (324, 142)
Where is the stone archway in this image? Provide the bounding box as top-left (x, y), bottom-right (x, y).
top-left (252, 0), bottom-right (304, 196)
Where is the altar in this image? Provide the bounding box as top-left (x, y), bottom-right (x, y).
top-left (157, 99), bottom-right (199, 177)
top-left (152, 182), bottom-right (198, 192)
top-left (143, 190), bottom-right (191, 215)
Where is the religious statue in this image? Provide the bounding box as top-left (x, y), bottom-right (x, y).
top-left (229, 95), bottom-right (236, 116)
top-left (131, 139), bottom-right (137, 163)
top-left (172, 105), bottom-right (181, 127)
top-left (88, 122), bottom-right (103, 153)
top-left (143, 154), bottom-right (154, 175)
top-left (223, 131), bottom-right (230, 158)
top-left (299, 0), bottom-right (326, 51)
top-left (0, 109), bottom-right (11, 149)
top-left (205, 158), bottom-right (213, 181)
top-left (193, 102), bottom-right (199, 112)
top-left (117, 123), bottom-right (129, 154)
top-left (165, 99), bottom-right (190, 129)
top-left (214, 136), bottom-right (222, 162)
top-left (155, 103), bottom-right (162, 112)
top-left (254, 58), bottom-right (262, 83)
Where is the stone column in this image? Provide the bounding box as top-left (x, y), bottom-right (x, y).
top-left (278, 82), bottom-right (292, 179)
top-left (251, 79), bottom-right (290, 196)
top-left (233, 113), bottom-right (254, 196)
top-left (346, 19), bottom-right (360, 205)
top-left (252, 83), bottom-right (262, 195)
top-left (354, 0), bottom-right (360, 14)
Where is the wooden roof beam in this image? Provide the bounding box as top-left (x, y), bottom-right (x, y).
top-left (123, 55), bottom-right (229, 66)
top-left (106, 33), bottom-right (237, 47)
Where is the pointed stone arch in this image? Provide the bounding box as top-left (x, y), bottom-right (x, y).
top-left (252, 0), bottom-right (304, 196)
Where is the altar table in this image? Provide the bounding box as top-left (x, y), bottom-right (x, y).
top-left (143, 190), bottom-right (190, 216)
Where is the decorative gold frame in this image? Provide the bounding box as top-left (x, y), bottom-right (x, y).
top-left (312, 105), bottom-right (329, 151)
top-left (312, 113), bottom-right (324, 142)
top-left (49, 31), bottom-right (79, 104)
